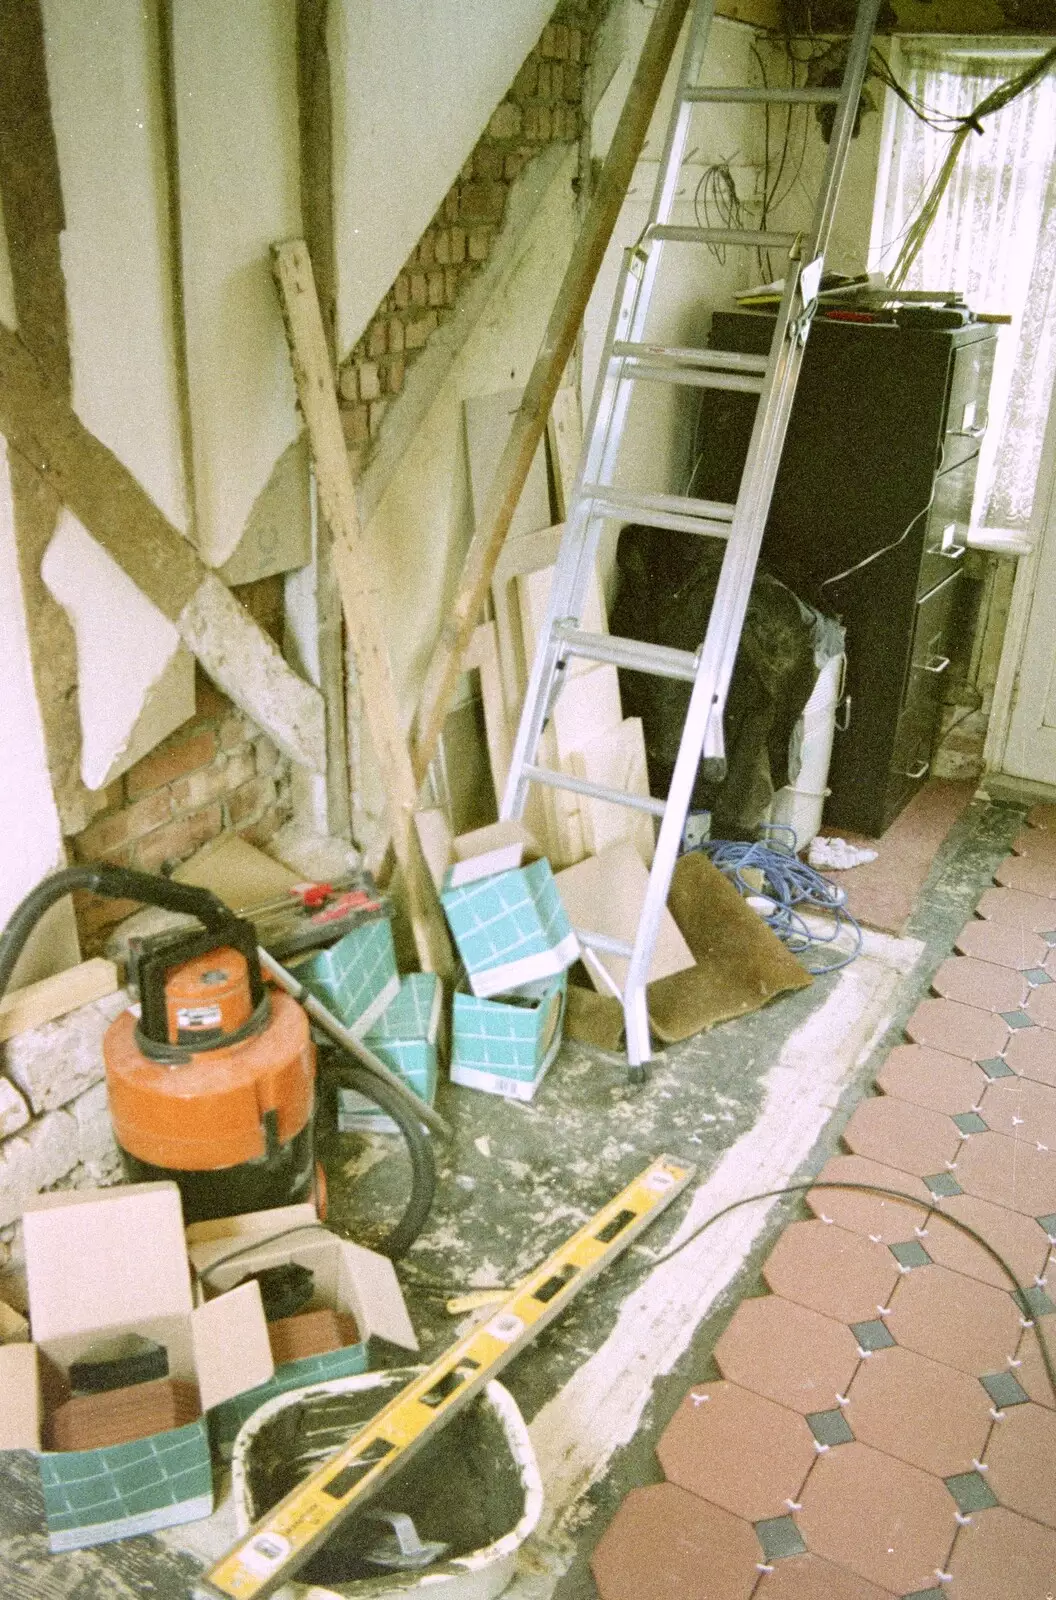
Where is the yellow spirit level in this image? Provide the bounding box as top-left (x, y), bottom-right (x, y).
top-left (195, 1154), bottom-right (693, 1600)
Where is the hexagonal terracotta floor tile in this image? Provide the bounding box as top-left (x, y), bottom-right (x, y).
top-left (713, 1294), bottom-right (861, 1416)
top-left (1026, 978), bottom-right (1056, 1030)
top-left (1004, 1024), bottom-right (1056, 1087)
top-left (763, 1220), bottom-right (900, 1325)
top-left (875, 1044), bottom-right (989, 1116)
top-left (844, 1344), bottom-right (991, 1478)
top-left (657, 1381), bottom-right (815, 1522)
top-left (591, 1482), bottom-right (761, 1600)
top-left (953, 1129), bottom-right (1056, 1216)
top-left (1027, 803), bottom-right (1056, 832)
top-left (948, 1505), bottom-right (1056, 1599)
top-left (954, 917), bottom-right (1051, 971)
top-left (904, 999), bottom-right (1009, 1062)
top-left (884, 1262), bottom-right (1023, 1375)
top-left (1013, 1321), bottom-right (1056, 1410)
top-left (983, 1401), bottom-right (1056, 1528)
top-left (806, 1155), bottom-right (932, 1243)
top-left (981, 1075), bottom-right (1056, 1148)
top-left (795, 1440), bottom-right (955, 1595)
top-left (921, 1191), bottom-right (1050, 1291)
top-left (930, 957), bottom-right (1029, 1013)
top-left (994, 854), bottom-right (1056, 897)
top-left (754, 1551), bottom-right (896, 1599)
top-left (842, 1096), bottom-right (962, 1179)
top-left (1010, 826), bottom-right (1056, 865)
top-left (975, 885), bottom-right (1056, 934)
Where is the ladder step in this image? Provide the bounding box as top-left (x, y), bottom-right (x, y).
top-left (611, 341), bottom-right (764, 394)
top-left (685, 85), bottom-right (843, 106)
top-left (648, 225), bottom-right (799, 251)
top-left (553, 626), bottom-right (700, 682)
top-left (581, 483), bottom-right (734, 538)
top-left (612, 342), bottom-right (768, 375)
top-left (575, 929), bottom-right (634, 961)
top-left (523, 764), bottom-right (668, 817)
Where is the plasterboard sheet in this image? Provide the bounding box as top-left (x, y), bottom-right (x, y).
top-left (555, 842), bottom-right (694, 995)
top-left (569, 717), bottom-right (655, 865)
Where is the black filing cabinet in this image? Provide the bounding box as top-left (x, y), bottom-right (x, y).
top-left (694, 311), bottom-right (996, 836)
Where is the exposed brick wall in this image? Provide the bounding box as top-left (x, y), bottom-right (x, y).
top-left (338, 3), bottom-right (602, 462)
top-left (67, 578), bottom-right (294, 956)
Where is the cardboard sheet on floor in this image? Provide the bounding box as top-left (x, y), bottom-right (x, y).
top-left (564, 849), bottom-right (812, 1049)
top-left (555, 843), bottom-right (694, 994)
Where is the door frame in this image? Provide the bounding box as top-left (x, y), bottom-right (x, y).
top-left (984, 366), bottom-right (1056, 783)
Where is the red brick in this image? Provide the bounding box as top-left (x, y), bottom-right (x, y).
top-left (239, 801), bottom-right (288, 849)
top-left (337, 364), bottom-right (359, 403)
top-left (228, 776), bottom-right (277, 830)
top-left (444, 269), bottom-right (459, 305)
top-left (468, 226), bottom-right (493, 262)
top-left (537, 62), bottom-right (553, 98)
top-left (427, 270), bottom-right (445, 308)
top-left (443, 188), bottom-right (460, 224)
top-left (474, 146), bottom-right (503, 182)
top-left (219, 714), bottom-right (251, 753)
top-left (416, 231), bottom-right (435, 268)
top-left (505, 151), bottom-right (528, 181)
top-left (367, 320), bottom-right (387, 360)
top-left (448, 226), bottom-right (466, 264)
top-left (409, 270), bottom-right (428, 307)
top-left (388, 317), bottom-right (405, 353)
top-left (342, 403), bottom-right (370, 447)
top-left (488, 101), bottom-right (522, 141)
top-left (393, 273), bottom-right (410, 310)
top-left (385, 356), bottom-right (405, 394)
top-left (124, 730), bottom-right (217, 799)
top-left (73, 788), bottom-right (172, 860)
top-left (459, 181), bottom-right (504, 226)
top-left (133, 803), bottom-right (223, 873)
top-left (568, 27), bottom-right (582, 63)
top-left (404, 311), bottom-right (438, 350)
top-left (170, 748), bottom-right (255, 814)
top-left (512, 59), bottom-right (537, 99)
top-left (357, 361), bottom-right (381, 402)
top-left (254, 736), bottom-right (282, 777)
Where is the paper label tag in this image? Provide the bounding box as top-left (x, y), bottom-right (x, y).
top-left (176, 1003), bottom-right (223, 1030)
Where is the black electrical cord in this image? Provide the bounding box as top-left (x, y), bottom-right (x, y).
top-left (317, 1054), bottom-right (438, 1262)
top-left (400, 1177), bottom-right (1056, 1404)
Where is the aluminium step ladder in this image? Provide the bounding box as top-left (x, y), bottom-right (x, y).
top-left (501, 0), bottom-right (880, 1078)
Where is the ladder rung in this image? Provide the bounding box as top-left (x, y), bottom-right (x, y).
top-left (612, 353), bottom-right (764, 394)
top-left (685, 85), bottom-right (842, 106)
top-left (648, 225), bottom-right (799, 251)
top-left (575, 929), bottom-right (634, 961)
top-left (612, 343), bottom-right (768, 375)
top-left (553, 626), bottom-right (700, 683)
top-left (581, 484), bottom-right (734, 539)
top-left (523, 764), bottom-right (667, 817)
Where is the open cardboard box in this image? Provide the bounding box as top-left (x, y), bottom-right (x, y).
top-left (451, 971), bottom-right (567, 1102)
top-left (0, 1183), bottom-right (274, 1551)
top-left (185, 1202), bottom-right (418, 1456)
top-left (417, 813), bottom-right (580, 997)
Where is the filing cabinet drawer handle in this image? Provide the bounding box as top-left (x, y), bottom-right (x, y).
top-left (923, 654), bottom-right (950, 675)
top-left (902, 759), bottom-right (930, 780)
top-left (835, 693), bottom-right (851, 732)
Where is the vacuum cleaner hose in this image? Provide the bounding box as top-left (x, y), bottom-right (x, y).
top-left (319, 1055), bottom-right (437, 1261)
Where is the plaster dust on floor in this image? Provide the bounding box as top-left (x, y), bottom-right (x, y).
top-left (157, 925), bottom-right (924, 1590)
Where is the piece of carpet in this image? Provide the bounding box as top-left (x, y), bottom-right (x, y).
top-left (821, 779), bottom-right (976, 937)
top-left (564, 848), bottom-right (811, 1049)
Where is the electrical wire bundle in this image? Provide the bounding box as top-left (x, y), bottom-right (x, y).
top-left (698, 827), bottom-right (863, 973)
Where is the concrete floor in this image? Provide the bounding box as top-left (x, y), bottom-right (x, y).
top-left (0, 795), bottom-right (1027, 1600)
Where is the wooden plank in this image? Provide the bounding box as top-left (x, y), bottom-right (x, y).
top-left (0, 324), bottom-right (327, 772)
top-left (546, 386), bottom-right (582, 522)
top-left (410, 0), bottom-right (693, 787)
top-left (463, 622), bottom-right (512, 805)
top-left (491, 523), bottom-right (563, 709)
top-left (272, 239), bottom-right (454, 979)
top-left (0, 958), bottom-right (120, 1044)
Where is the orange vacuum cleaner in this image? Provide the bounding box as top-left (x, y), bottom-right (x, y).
top-left (0, 865), bottom-right (437, 1250)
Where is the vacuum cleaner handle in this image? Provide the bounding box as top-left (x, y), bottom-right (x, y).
top-left (0, 865), bottom-right (234, 1002)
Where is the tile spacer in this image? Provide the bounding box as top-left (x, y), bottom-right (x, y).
top-left (813, 1440), bottom-right (830, 1454)
top-left (935, 1570), bottom-right (953, 1583)
top-left (954, 1512), bottom-right (972, 1526)
top-left (835, 1394), bottom-right (850, 1406)
top-left (972, 1459), bottom-right (989, 1472)
top-left (868, 1233), bottom-right (882, 1243)
top-left (877, 1303), bottom-right (893, 1315)
top-left (1020, 1316), bottom-right (1036, 1329)
top-left (944, 1159), bottom-right (958, 1170)
top-left (914, 1225), bottom-right (929, 1238)
top-left (785, 1499), bottom-right (803, 1512)
top-left (819, 1213), bottom-right (834, 1224)
top-left (690, 1391), bottom-right (710, 1406)
top-left (989, 1408), bottom-right (1006, 1421)
top-left (756, 1564), bottom-right (775, 1574)
top-left (1035, 1274), bottom-right (1048, 1287)
top-left (857, 1347), bottom-right (873, 1359)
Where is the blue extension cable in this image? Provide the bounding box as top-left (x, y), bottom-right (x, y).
top-left (695, 825), bottom-right (864, 974)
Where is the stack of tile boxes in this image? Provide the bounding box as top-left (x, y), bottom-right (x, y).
top-left (440, 829), bottom-right (579, 1101)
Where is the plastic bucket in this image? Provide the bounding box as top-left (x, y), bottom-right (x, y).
top-left (767, 654), bottom-right (845, 852)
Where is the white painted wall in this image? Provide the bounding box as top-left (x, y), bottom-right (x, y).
top-left (40, 513), bottom-right (190, 792)
top-left (330, 0), bottom-right (556, 359)
top-left (41, 0), bottom-right (188, 533)
top-left (354, 149), bottom-right (581, 828)
top-left (171, 0), bottom-right (304, 569)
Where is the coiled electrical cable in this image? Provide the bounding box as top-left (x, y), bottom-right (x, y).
top-left (698, 827), bottom-right (863, 973)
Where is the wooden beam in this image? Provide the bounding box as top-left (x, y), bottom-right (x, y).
top-left (410, 0), bottom-right (692, 788)
top-left (0, 324), bottom-right (327, 772)
top-left (272, 239), bottom-right (454, 978)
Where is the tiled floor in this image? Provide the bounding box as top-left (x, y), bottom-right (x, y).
top-left (592, 805), bottom-right (1056, 1600)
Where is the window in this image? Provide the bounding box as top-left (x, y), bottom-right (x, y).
top-left (871, 38), bottom-right (1056, 531)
